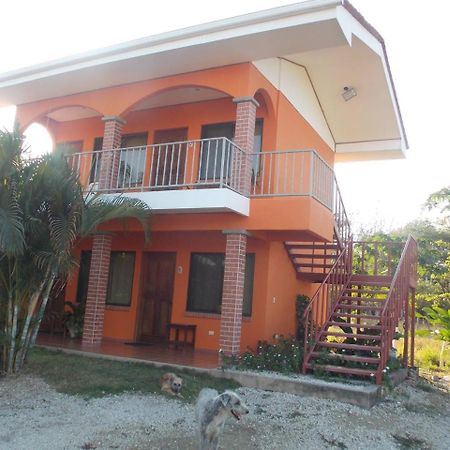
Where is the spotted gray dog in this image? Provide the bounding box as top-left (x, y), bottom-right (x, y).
top-left (196, 388), bottom-right (249, 450)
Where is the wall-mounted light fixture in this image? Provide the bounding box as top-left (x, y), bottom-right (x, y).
top-left (342, 86), bottom-right (357, 101)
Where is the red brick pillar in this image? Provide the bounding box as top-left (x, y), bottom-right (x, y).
top-left (232, 97), bottom-right (259, 196)
top-left (98, 116), bottom-right (126, 191)
top-left (82, 116), bottom-right (124, 345)
top-left (219, 230), bottom-right (249, 356)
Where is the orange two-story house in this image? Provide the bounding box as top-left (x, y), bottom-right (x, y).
top-left (0, 1), bottom-right (407, 358)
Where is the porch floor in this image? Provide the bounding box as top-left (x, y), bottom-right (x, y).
top-left (36, 333), bottom-right (219, 370)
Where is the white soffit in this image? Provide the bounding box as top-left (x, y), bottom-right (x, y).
top-left (254, 4), bottom-right (406, 158)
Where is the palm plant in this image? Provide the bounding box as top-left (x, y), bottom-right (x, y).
top-left (0, 127), bottom-right (151, 374)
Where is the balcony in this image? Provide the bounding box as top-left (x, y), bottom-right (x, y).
top-left (66, 137), bottom-right (336, 216)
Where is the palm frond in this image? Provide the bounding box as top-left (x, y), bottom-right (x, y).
top-left (0, 183), bottom-right (24, 256)
top-left (81, 195), bottom-right (151, 242)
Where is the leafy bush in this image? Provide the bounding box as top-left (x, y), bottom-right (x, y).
top-left (224, 336), bottom-right (303, 374)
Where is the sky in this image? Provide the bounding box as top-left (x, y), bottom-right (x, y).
top-left (0, 0), bottom-right (448, 233)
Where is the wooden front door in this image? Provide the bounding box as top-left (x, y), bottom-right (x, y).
top-left (138, 252), bottom-right (176, 342)
top-left (152, 128), bottom-right (188, 187)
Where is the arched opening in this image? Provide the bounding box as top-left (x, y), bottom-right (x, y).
top-left (118, 85), bottom-right (238, 189)
top-left (23, 105), bottom-right (104, 154)
top-left (122, 85), bottom-right (232, 120)
top-left (254, 88), bottom-right (276, 119)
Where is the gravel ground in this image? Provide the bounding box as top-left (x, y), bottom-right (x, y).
top-left (0, 375), bottom-right (449, 450)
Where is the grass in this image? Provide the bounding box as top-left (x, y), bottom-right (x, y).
top-left (397, 335), bottom-right (450, 373)
top-left (23, 348), bottom-right (239, 402)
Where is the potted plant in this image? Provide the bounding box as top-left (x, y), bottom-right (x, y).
top-left (64, 301), bottom-right (85, 338)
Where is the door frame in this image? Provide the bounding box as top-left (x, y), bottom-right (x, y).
top-left (135, 251), bottom-right (176, 342)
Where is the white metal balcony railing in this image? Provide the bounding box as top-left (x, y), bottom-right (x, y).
top-left (66, 138), bottom-right (245, 194)
top-left (250, 149), bottom-right (334, 209)
top-left (66, 138), bottom-right (336, 211)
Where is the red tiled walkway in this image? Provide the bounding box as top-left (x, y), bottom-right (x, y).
top-left (36, 334), bottom-right (219, 370)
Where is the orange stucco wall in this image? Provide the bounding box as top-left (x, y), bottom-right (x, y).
top-left (22, 62), bottom-right (337, 350)
top-left (68, 231), bottom-right (277, 351)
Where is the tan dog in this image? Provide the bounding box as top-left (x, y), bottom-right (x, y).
top-left (160, 372), bottom-right (184, 397)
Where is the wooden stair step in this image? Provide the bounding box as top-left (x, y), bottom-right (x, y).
top-left (311, 352), bottom-right (380, 364)
top-left (285, 243), bottom-right (338, 250)
top-left (297, 263), bottom-right (334, 269)
top-left (350, 281), bottom-right (391, 287)
top-left (335, 304), bottom-right (383, 311)
top-left (321, 331), bottom-right (382, 341)
top-left (316, 342), bottom-right (381, 352)
top-left (345, 288), bottom-right (389, 295)
top-left (332, 313), bottom-right (380, 320)
top-left (341, 295), bottom-right (386, 302)
top-left (296, 273), bottom-right (327, 282)
top-left (290, 253), bottom-right (338, 259)
top-left (327, 321), bottom-right (383, 330)
top-left (305, 363), bottom-right (375, 377)
top-left (351, 275), bottom-right (392, 283)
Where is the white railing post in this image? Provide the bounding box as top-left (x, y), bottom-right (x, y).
top-left (310, 151), bottom-right (315, 199)
top-left (219, 138), bottom-right (226, 188)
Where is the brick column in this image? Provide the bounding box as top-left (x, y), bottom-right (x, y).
top-left (219, 230), bottom-right (249, 356)
top-left (98, 115), bottom-right (126, 191)
top-left (232, 97), bottom-right (259, 196)
top-left (82, 116), bottom-right (124, 345)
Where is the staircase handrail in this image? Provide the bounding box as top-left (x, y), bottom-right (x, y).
top-left (333, 174), bottom-right (352, 250)
top-left (377, 235), bottom-right (417, 382)
top-left (302, 238), bottom-right (353, 372)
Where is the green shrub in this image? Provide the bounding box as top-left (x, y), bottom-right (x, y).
top-left (225, 336), bottom-right (303, 374)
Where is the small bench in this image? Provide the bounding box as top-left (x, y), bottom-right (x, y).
top-left (166, 323), bottom-right (197, 349)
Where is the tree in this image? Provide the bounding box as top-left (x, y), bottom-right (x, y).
top-left (393, 220), bottom-right (450, 314)
top-left (0, 128), bottom-right (151, 374)
top-left (426, 186), bottom-right (450, 220)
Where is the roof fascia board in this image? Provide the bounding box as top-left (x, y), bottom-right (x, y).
top-left (336, 138), bottom-right (403, 154)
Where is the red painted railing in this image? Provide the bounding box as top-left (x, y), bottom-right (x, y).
top-left (352, 240), bottom-right (404, 277)
top-left (333, 178), bottom-right (351, 250)
top-left (376, 236), bottom-right (417, 383)
top-left (302, 238), bottom-right (353, 372)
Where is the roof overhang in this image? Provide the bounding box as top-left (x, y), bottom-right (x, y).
top-left (0, 0), bottom-right (407, 160)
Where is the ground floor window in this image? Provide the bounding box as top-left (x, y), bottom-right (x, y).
top-left (186, 253), bottom-right (255, 316)
top-left (106, 252), bottom-right (136, 306)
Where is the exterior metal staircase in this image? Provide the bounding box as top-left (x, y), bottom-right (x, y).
top-left (284, 179), bottom-right (418, 384)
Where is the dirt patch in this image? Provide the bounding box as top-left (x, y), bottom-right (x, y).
top-left (0, 375), bottom-right (449, 449)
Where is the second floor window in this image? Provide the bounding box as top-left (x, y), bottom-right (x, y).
top-left (90, 133), bottom-right (148, 188)
top-left (199, 120), bottom-right (263, 181)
